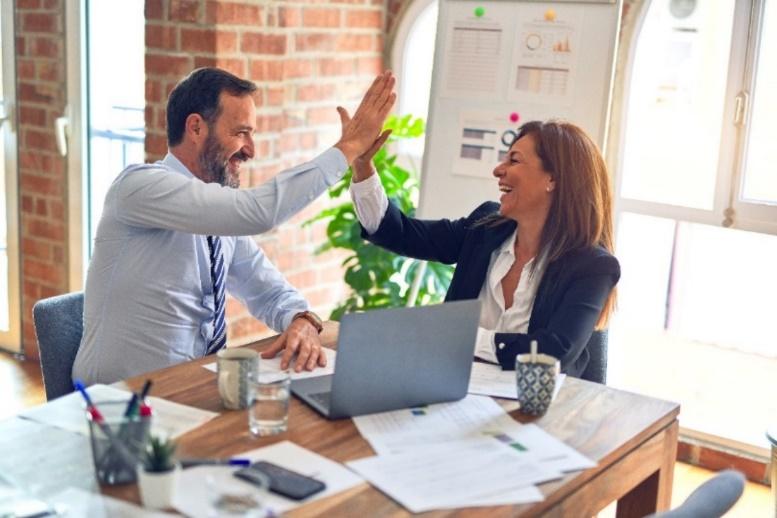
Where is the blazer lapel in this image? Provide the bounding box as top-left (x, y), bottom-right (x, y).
top-left (447, 220), bottom-right (516, 300)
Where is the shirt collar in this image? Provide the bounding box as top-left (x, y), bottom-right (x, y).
top-left (498, 229), bottom-right (518, 257)
top-left (161, 151), bottom-right (196, 179)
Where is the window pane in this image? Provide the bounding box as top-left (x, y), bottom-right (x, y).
top-left (397, 1), bottom-right (438, 158)
top-left (742, 0), bottom-right (777, 204)
top-left (620, 0), bottom-right (735, 209)
top-left (87, 0), bottom-right (145, 256)
top-left (611, 213), bottom-right (777, 449)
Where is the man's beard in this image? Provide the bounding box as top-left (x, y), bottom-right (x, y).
top-left (198, 134), bottom-right (246, 188)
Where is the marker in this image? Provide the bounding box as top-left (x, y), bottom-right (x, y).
top-left (123, 392), bottom-right (139, 418)
top-left (74, 379), bottom-right (103, 421)
top-left (180, 458), bottom-right (251, 469)
top-left (138, 379), bottom-right (154, 417)
top-left (73, 379), bottom-right (139, 467)
top-left (474, 6), bottom-right (485, 17)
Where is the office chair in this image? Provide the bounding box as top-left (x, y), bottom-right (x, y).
top-left (580, 330), bottom-right (608, 384)
top-left (32, 291), bottom-right (84, 400)
top-left (647, 469), bottom-right (746, 518)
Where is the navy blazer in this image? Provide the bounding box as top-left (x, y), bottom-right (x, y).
top-left (362, 201), bottom-right (621, 377)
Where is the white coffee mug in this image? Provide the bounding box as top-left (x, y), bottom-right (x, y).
top-left (217, 349), bottom-right (259, 410)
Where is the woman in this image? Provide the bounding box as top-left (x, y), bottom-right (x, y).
top-left (349, 120), bottom-right (620, 377)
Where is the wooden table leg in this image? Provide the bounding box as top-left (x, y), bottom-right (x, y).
top-left (616, 420), bottom-right (679, 517)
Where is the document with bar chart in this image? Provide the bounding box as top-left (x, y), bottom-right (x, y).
top-left (508, 4), bottom-right (583, 105)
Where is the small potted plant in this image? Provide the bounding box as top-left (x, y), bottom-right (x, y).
top-left (136, 435), bottom-right (179, 510)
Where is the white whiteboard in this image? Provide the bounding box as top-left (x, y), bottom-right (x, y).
top-left (418, 0), bottom-right (621, 219)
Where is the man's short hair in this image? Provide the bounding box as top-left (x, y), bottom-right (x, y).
top-left (166, 67), bottom-right (257, 146)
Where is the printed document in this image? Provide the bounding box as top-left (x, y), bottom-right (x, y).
top-left (17, 384), bottom-right (217, 439)
top-left (347, 439), bottom-right (558, 513)
top-left (468, 362), bottom-right (566, 401)
top-left (173, 441), bottom-right (364, 517)
top-left (203, 347), bottom-right (336, 380)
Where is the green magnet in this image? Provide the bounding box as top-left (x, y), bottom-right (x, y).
top-left (474, 6), bottom-right (485, 17)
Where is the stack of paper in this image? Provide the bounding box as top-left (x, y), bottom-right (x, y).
top-left (173, 441), bottom-right (364, 518)
top-left (203, 347), bottom-right (337, 380)
top-left (348, 395), bottom-right (594, 512)
top-left (468, 361), bottom-right (566, 400)
top-left (18, 384), bottom-right (218, 439)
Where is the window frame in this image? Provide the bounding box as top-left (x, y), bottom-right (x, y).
top-left (610, 0), bottom-right (777, 235)
top-left (0, 0), bottom-right (21, 353)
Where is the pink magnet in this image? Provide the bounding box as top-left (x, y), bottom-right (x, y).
top-left (509, 112), bottom-right (520, 123)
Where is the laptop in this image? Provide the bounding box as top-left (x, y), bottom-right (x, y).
top-left (291, 299), bottom-right (481, 419)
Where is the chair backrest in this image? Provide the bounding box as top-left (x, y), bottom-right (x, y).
top-left (580, 330), bottom-right (608, 384)
top-left (32, 292), bottom-right (84, 400)
top-left (647, 469), bottom-right (745, 518)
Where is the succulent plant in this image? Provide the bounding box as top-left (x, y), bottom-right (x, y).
top-left (142, 435), bottom-right (178, 473)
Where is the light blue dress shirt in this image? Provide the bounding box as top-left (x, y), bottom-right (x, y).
top-left (72, 148), bottom-right (347, 385)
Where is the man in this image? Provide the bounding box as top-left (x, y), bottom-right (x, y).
top-left (73, 67), bottom-right (395, 385)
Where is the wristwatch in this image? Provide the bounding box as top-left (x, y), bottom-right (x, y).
top-left (292, 310), bottom-right (324, 334)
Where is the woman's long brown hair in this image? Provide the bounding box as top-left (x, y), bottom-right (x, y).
top-left (484, 120), bottom-right (616, 328)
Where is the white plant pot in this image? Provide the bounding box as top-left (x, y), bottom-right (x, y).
top-left (136, 463), bottom-right (180, 510)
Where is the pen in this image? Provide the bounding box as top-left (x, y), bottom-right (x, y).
top-left (139, 379), bottom-right (153, 400)
top-left (73, 379), bottom-right (139, 467)
top-left (123, 392), bottom-right (139, 418)
top-left (138, 379), bottom-right (154, 417)
top-left (180, 458), bottom-right (251, 469)
top-left (73, 379), bottom-right (103, 421)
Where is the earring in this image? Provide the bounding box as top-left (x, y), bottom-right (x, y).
top-left (546, 186), bottom-right (551, 192)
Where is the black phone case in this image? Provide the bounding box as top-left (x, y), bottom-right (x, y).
top-left (234, 461), bottom-right (326, 500)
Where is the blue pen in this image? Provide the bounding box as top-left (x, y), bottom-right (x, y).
top-left (73, 380), bottom-right (103, 420)
top-left (180, 458), bottom-right (251, 469)
top-left (74, 379), bottom-right (139, 467)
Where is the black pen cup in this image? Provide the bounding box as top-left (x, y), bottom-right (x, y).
top-left (86, 400), bottom-right (151, 485)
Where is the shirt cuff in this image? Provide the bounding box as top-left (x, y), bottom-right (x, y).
top-left (473, 327), bottom-right (499, 364)
top-left (349, 171), bottom-right (382, 193)
top-left (318, 147), bottom-right (349, 186)
top-left (350, 173), bottom-right (388, 235)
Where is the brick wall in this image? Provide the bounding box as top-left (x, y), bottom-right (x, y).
top-left (144, 0), bottom-right (387, 345)
top-left (15, 0), bottom-right (69, 360)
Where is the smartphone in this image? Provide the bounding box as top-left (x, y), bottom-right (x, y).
top-left (234, 461), bottom-right (326, 501)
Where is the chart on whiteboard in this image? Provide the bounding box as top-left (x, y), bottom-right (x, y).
top-left (452, 108), bottom-right (555, 179)
top-left (508, 4), bottom-right (583, 105)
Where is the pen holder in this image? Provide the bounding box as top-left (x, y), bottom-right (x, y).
top-left (86, 401), bottom-right (151, 485)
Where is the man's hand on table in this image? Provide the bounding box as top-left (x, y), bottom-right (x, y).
top-left (261, 318), bottom-right (327, 372)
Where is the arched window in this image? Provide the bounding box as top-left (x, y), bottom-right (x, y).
top-left (389, 0), bottom-right (439, 159)
top-left (609, 0), bottom-right (777, 452)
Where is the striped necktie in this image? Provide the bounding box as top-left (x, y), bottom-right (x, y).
top-left (206, 236), bottom-right (227, 354)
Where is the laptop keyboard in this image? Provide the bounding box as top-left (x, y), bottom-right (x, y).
top-left (309, 391), bottom-right (331, 408)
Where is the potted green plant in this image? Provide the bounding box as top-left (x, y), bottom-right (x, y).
top-left (305, 115), bottom-right (454, 319)
top-left (136, 435), bottom-right (179, 510)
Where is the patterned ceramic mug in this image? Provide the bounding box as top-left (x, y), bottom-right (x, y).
top-left (217, 348), bottom-right (259, 410)
top-left (515, 351), bottom-right (560, 416)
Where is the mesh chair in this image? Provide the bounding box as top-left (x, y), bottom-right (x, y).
top-left (32, 292), bottom-right (84, 400)
top-left (648, 469), bottom-right (745, 518)
top-left (580, 330), bottom-right (608, 384)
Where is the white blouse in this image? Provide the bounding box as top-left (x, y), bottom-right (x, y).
top-left (350, 174), bottom-right (545, 363)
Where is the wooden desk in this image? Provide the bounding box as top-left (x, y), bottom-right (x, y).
top-left (101, 323), bottom-right (680, 517)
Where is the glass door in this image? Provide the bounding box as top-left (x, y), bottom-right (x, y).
top-left (66, 0), bottom-right (145, 285)
top-left (0, 0), bottom-right (21, 353)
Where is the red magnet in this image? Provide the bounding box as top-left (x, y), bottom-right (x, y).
top-left (509, 112), bottom-right (520, 123)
